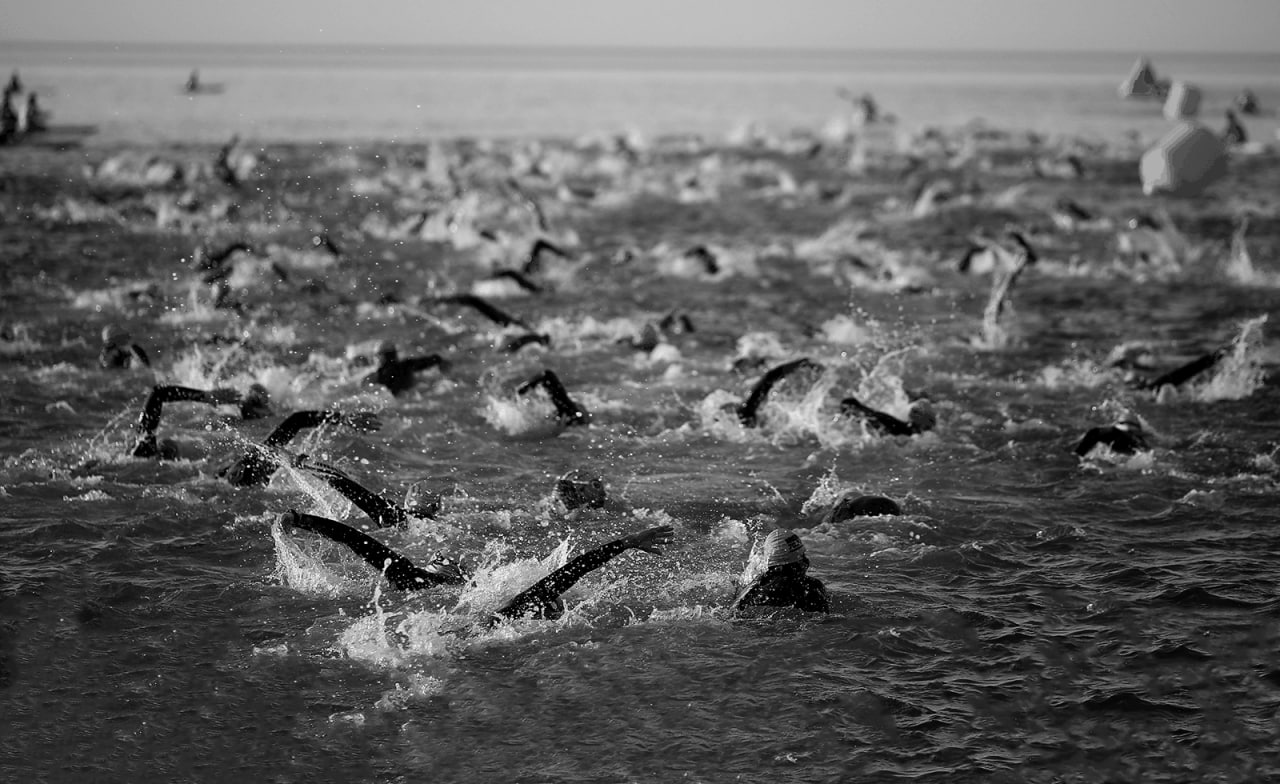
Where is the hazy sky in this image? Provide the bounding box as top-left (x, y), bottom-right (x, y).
top-left (4, 0), bottom-right (1279, 52)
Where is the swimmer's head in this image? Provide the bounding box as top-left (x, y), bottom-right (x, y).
top-left (762, 529), bottom-right (807, 570)
top-left (377, 340), bottom-right (398, 363)
top-left (830, 493), bottom-right (902, 523)
top-left (240, 383), bottom-right (272, 420)
top-left (555, 469), bottom-right (606, 510)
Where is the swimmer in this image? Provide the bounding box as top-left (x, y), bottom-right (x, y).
top-left (220, 409), bottom-right (381, 487)
top-left (186, 70), bottom-right (200, 93)
top-left (0, 90), bottom-right (17, 144)
top-left (681, 245), bottom-right (720, 276)
top-left (554, 468), bottom-right (607, 511)
top-left (297, 457), bottom-right (439, 528)
top-left (735, 358), bottom-right (822, 427)
top-left (1235, 88), bottom-right (1259, 116)
top-left (24, 92), bottom-right (46, 133)
top-left (1132, 346), bottom-right (1228, 393)
top-left (214, 135), bottom-right (241, 188)
top-left (311, 233), bottom-right (342, 257)
top-left (364, 341), bottom-right (450, 396)
top-left (130, 384), bottom-right (240, 459)
top-left (282, 511), bottom-right (674, 624)
top-left (6, 71), bottom-right (21, 94)
top-left (98, 325), bottom-right (151, 369)
top-left (1073, 418), bottom-right (1150, 457)
top-left (840, 395), bottom-right (936, 437)
top-left (1223, 110), bottom-right (1248, 146)
top-left (283, 511), bottom-right (464, 589)
top-left (523, 237), bottom-right (573, 276)
top-left (829, 492), bottom-right (902, 521)
top-left (501, 332), bottom-right (552, 353)
top-left (517, 369), bottom-right (590, 426)
top-left (436, 293), bottom-right (531, 330)
top-left (730, 528), bottom-right (829, 614)
top-left (238, 383), bottom-right (273, 421)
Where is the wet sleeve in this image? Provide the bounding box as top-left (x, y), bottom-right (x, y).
top-left (497, 537), bottom-right (631, 619)
top-left (263, 410), bottom-right (335, 447)
top-left (315, 470), bottom-right (407, 528)
top-left (289, 512), bottom-right (451, 591)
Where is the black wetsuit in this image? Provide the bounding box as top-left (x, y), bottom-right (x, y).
top-left (130, 385), bottom-right (231, 458)
top-left (731, 566), bottom-right (830, 613)
top-left (518, 369), bottom-right (589, 426)
top-left (736, 358), bottom-right (821, 427)
top-left (840, 396), bottom-right (929, 437)
top-left (365, 352), bottom-right (449, 396)
top-left (1136, 348), bottom-right (1227, 392)
top-left (221, 410), bottom-right (369, 487)
top-left (1074, 423), bottom-right (1149, 456)
top-left (301, 461), bottom-right (416, 528)
top-left (287, 512), bottom-right (461, 590)
top-left (492, 535), bottom-right (639, 622)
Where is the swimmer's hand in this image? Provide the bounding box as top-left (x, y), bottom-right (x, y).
top-left (206, 388), bottom-right (242, 406)
top-left (623, 525), bottom-right (675, 555)
top-left (342, 411), bottom-right (382, 432)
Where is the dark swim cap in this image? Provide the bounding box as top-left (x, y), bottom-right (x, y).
top-left (831, 493), bottom-right (902, 522)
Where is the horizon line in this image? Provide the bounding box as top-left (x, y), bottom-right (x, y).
top-left (3, 37), bottom-right (1277, 58)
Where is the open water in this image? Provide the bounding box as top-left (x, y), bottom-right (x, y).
top-left (3, 42), bottom-right (1280, 144)
top-left (2, 42), bottom-right (1280, 784)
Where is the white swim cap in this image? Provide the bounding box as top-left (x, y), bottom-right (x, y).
top-left (763, 529), bottom-right (806, 568)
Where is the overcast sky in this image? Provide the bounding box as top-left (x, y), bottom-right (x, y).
top-left (3, 0), bottom-right (1278, 52)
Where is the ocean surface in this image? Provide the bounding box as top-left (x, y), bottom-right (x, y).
top-left (3, 42), bottom-right (1280, 784)
top-left (2, 41), bottom-right (1280, 144)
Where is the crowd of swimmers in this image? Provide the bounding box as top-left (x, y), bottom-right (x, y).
top-left (91, 238), bottom-right (1242, 629)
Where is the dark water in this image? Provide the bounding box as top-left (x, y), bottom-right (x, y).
top-left (2, 127), bottom-right (1280, 783)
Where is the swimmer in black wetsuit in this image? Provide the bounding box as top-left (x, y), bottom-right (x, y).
top-left (436, 293), bottom-right (531, 330)
top-left (281, 511), bottom-right (673, 623)
top-left (839, 395), bottom-right (936, 437)
top-left (98, 325), bottom-right (151, 369)
top-left (730, 529), bottom-right (829, 614)
top-left (1132, 346), bottom-right (1229, 394)
top-left (518, 369), bottom-right (590, 426)
top-left (220, 409), bottom-right (382, 487)
top-left (554, 468), bottom-right (607, 511)
top-left (830, 492), bottom-right (902, 521)
top-left (735, 358), bottom-right (823, 427)
top-left (364, 341), bottom-right (450, 396)
top-left (130, 384), bottom-right (240, 459)
top-left (1073, 418), bottom-right (1150, 457)
top-left (1223, 109), bottom-right (1248, 146)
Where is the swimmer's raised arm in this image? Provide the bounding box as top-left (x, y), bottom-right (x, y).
top-left (517, 369), bottom-right (589, 426)
top-left (131, 385), bottom-right (239, 458)
top-left (495, 525), bottom-right (674, 621)
top-left (282, 511), bottom-right (463, 589)
top-left (437, 294), bottom-right (529, 330)
top-left (262, 410), bottom-right (381, 448)
top-left (736, 358), bottom-right (820, 427)
top-left (300, 459), bottom-right (409, 528)
top-left (1137, 347), bottom-right (1228, 392)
